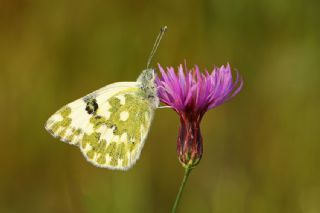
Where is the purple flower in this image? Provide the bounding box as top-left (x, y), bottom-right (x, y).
top-left (156, 63), bottom-right (243, 168)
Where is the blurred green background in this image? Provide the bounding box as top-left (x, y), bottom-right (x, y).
top-left (1, 0), bottom-right (319, 212)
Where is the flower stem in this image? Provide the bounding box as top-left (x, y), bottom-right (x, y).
top-left (171, 167), bottom-right (192, 213)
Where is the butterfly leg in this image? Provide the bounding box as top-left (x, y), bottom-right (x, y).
top-left (157, 105), bottom-right (172, 109)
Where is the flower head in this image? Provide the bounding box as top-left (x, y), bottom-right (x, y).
top-left (156, 63), bottom-right (243, 168)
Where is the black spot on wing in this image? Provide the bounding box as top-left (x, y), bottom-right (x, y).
top-left (85, 98), bottom-right (98, 114)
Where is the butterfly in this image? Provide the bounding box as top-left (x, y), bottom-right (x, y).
top-left (45, 27), bottom-right (167, 170)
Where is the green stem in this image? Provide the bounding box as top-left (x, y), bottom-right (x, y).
top-left (171, 167), bottom-right (192, 213)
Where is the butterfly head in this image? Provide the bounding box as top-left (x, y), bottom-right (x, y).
top-left (137, 68), bottom-right (156, 83)
top-left (137, 69), bottom-right (159, 108)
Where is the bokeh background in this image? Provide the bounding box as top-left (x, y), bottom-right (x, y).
top-left (1, 0), bottom-right (319, 212)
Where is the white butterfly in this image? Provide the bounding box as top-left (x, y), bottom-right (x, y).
top-left (45, 69), bottom-right (159, 170)
top-left (45, 27), bottom-right (167, 170)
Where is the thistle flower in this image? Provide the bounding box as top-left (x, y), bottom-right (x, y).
top-left (156, 63), bottom-right (243, 168)
top-left (156, 63), bottom-right (243, 212)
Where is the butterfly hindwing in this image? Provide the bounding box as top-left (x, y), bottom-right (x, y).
top-left (45, 82), bottom-right (154, 170)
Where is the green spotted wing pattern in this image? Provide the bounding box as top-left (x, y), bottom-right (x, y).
top-left (45, 82), bottom-right (155, 170)
top-left (80, 89), bottom-right (154, 170)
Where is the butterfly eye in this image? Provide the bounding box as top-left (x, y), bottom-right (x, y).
top-left (145, 70), bottom-right (154, 81)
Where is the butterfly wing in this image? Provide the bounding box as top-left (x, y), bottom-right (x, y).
top-left (45, 82), bottom-right (155, 170)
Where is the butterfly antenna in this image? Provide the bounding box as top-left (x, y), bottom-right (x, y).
top-left (146, 26), bottom-right (167, 69)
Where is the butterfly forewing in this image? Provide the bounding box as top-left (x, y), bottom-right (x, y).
top-left (45, 82), bottom-right (154, 170)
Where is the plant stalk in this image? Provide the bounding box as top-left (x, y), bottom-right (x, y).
top-left (171, 167), bottom-right (192, 213)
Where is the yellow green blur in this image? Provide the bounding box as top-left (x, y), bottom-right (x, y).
top-left (1, 1), bottom-right (319, 212)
